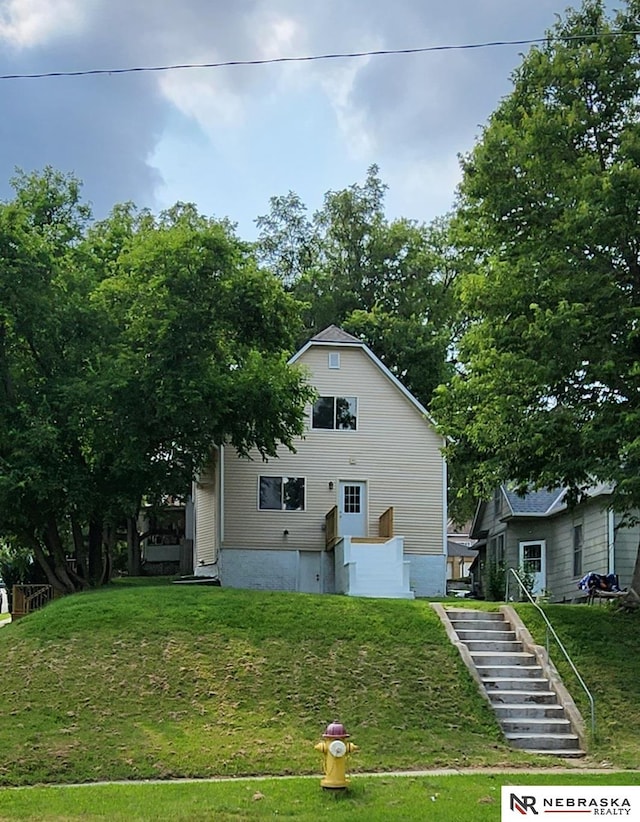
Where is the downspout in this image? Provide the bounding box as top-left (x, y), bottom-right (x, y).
top-left (442, 455), bottom-right (448, 557)
top-left (608, 507), bottom-right (615, 575)
top-left (218, 444), bottom-right (225, 548)
top-left (442, 453), bottom-right (448, 596)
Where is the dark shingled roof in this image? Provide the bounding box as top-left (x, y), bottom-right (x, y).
top-left (447, 541), bottom-right (479, 558)
top-left (310, 325), bottom-right (363, 345)
top-left (504, 486), bottom-right (565, 516)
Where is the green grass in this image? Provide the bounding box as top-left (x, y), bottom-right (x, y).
top-left (0, 583), bottom-right (638, 787)
top-left (514, 603), bottom-right (640, 768)
top-left (1, 773), bottom-right (639, 821)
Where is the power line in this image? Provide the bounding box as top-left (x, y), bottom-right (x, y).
top-left (1, 31), bottom-right (638, 81)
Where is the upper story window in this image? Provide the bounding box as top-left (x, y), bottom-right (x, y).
top-left (259, 476), bottom-right (305, 511)
top-left (312, 396), bottom-right (357, 430)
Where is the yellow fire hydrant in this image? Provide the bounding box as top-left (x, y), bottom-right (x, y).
top-left (314, 720), bottom-right (358, 790)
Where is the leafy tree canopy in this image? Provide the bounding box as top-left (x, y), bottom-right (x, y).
top-left (433, 1), bottom-right (640, 547)
top-left (256, 166), bottom-right (458, 406)
top-left (0, 170), bottom-right (313, 592)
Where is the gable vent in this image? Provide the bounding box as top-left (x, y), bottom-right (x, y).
top-left (328, 352), bottom-right (341, 369)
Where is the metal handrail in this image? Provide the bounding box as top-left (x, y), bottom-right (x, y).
top-left (506, 568), bottom-right (596, 740)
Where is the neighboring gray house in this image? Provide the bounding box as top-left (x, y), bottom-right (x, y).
top-left (470, 484), bottom-right (639, 602)
top-left (191, 326), bottom-right (447, 598)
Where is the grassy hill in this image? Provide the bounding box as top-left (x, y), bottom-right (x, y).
top-left (0, 581), bottom-right (637, 786)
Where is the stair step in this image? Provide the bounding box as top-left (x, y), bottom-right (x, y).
top-left (486, 689), bottom-right (558, 704)
top-left (476, 665), bottom-right (544, 679)
top-left (500, 718), bottom-right (571, 734)
top-left (470, 652), bottom-right (537, 666)
top-left (455, 630), bottom-right (516, 642)
top-left (463, 640), bottom-right (522, 652)
top-left (482, 677), bottom-right (551, 691)
top-left (449, 620), bottom-right (509, 632)
top-left (520, 748), bottom-right (586, 758)
top-left (493, 704), bottom-right (565, 719)
top-left (445, 609), bottom-right (505, 621)
top-left (505, 731), bottom-right (582, 752)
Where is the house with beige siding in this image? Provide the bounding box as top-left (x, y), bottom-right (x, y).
top-left (191, 326), bottom-right (447, 598)
top-left (470, 484), bottom-right (639, 602)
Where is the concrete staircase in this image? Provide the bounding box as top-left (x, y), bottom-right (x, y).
top-left (441, 607), bottom-right (585, 757)
top-left (335, 536), bottom-right (414, 599)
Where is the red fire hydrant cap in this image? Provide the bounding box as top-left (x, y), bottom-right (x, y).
top-left (323, 721), bottom-right (349, 738)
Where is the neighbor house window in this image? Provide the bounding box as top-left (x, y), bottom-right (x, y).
top-left (259, 476), bottom-right (305, 511)
top-left (573, 524), bottom-right (583, 577)
top-left (490, 533), bottom-right (505, 564)
top-left (312, 396), bottom-right (357, 430)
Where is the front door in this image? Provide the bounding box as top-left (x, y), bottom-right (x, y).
top-left (519, 540), bottom-right (547, 595)
top-left (338, 481), bottom-right (367, 537)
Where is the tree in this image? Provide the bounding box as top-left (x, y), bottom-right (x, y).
top-left (256, 167), bottom-right (457, 406)
top-left (432, 0), bottom-right (640, 596)
top-left (0, 171), bottom-right (314, 592)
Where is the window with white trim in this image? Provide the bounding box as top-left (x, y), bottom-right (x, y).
top-left (312, 396), bottom-right (357, 430)
top-left (259, 476), bottom-right (305, 511)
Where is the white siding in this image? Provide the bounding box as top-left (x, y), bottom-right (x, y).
top-left (614, 514), bottom-right (640, 587)
top-left (222, 345), bottom-right (445, 556)
top-left (194, 472), bottom-right (217, 567)
top-left (547, 500), bottom-right (609, 602)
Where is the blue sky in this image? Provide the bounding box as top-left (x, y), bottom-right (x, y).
top-left (0, 0), bottom-right (602, 238)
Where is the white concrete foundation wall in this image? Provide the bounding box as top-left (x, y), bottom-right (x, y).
top-left (220, 548), bottom-right (299, 592)
top-left (408, 554), bottom-right (447, 597)
top-left (321, 551), bottom-right (336, 594)
top-left (334, 541), bottom-right (348, 594)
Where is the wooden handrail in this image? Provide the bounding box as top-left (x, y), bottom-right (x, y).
top-left (325, 505), bottom-right (338, 549)
top-left (379, 507), bottom-right (394, 538)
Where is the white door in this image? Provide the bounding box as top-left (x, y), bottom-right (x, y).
top-left (298, 551), bottom-right (321, 594)
top-left (519, 540), bottom-right (546, 595)
top-left (338, 481), bottom-right (367, 537)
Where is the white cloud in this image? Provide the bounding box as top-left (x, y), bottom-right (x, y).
top-left (0, 0), bottom-right (89, 48)
top-left (158, 67), bottom-right (246, 131)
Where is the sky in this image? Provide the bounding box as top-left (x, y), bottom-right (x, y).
top-left (0, 0), bottom-right (599, 239)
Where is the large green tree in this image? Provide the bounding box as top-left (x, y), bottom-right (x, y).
top-left (256, 167), bottom-right (457, 406)
top-left (0, 170), bottom-right (313, 592)
top-left (433, 0), bottom-right (640, 596)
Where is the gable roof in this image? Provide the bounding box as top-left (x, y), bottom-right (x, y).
top-left (471, 482), bottom-right (613, 538)
top-left (447, 541), bottom-right (479, 558)
top-left (309, 325), bottom-right (362, 345)
top-left (504, 486), bottom-right (566, 517)
top-left (289, 326), bottom-right (438, 428)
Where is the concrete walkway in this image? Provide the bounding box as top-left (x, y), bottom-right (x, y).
top-left (15, 767), bottom-right (638, 791)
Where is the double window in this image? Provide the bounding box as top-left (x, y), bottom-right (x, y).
top-left (312, 396), bottom-right (357, 430)
top-left (259, 476), bottom-right (305, 511)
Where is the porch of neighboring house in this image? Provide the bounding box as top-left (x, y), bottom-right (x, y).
top-left (325, 505), bottom-right (414, 598)
top-left (140, 501), bottom-right (193, 577)
top-left (11, 584), bottom-right (55, 619)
